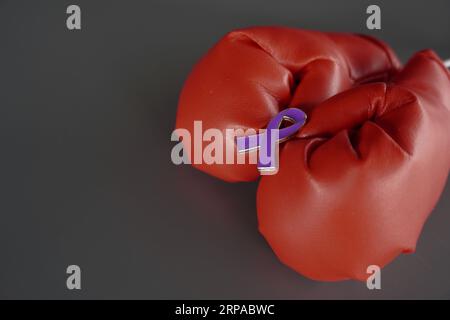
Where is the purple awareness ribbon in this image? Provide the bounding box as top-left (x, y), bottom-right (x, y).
top-left (236, 108), bottom-right (307, 174)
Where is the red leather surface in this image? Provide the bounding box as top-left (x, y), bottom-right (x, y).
top-left (175, 27), bottom-right (450, 281)
top-left (176, 27), bottom-right (400, 182)
top-left (258, 50), bottom-right (450, 281)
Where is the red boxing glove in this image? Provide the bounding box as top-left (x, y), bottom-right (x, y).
top-left (175, 27), bottom-right (400, 182)
top-left (258, 50), bottom-right (450, 281)
top-left (175, 26), bottom-right (450, 281)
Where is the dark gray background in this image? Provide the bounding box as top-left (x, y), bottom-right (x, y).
top-left (0, 0), bottom-right (449, 299)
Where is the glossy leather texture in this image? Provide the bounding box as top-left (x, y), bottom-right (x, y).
top-left (175, 27), bottom-right (450, 281)
top-left (258, 50), bottom-right (450, 281)
top-left (176, 27), bottom-right (400, 182)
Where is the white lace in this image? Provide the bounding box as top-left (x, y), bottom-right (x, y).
top-left (444, 59), bottom-right (450, 69)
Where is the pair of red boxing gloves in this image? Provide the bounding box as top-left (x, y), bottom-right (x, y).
top-left (175, 27), bottom-right (450, 281)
